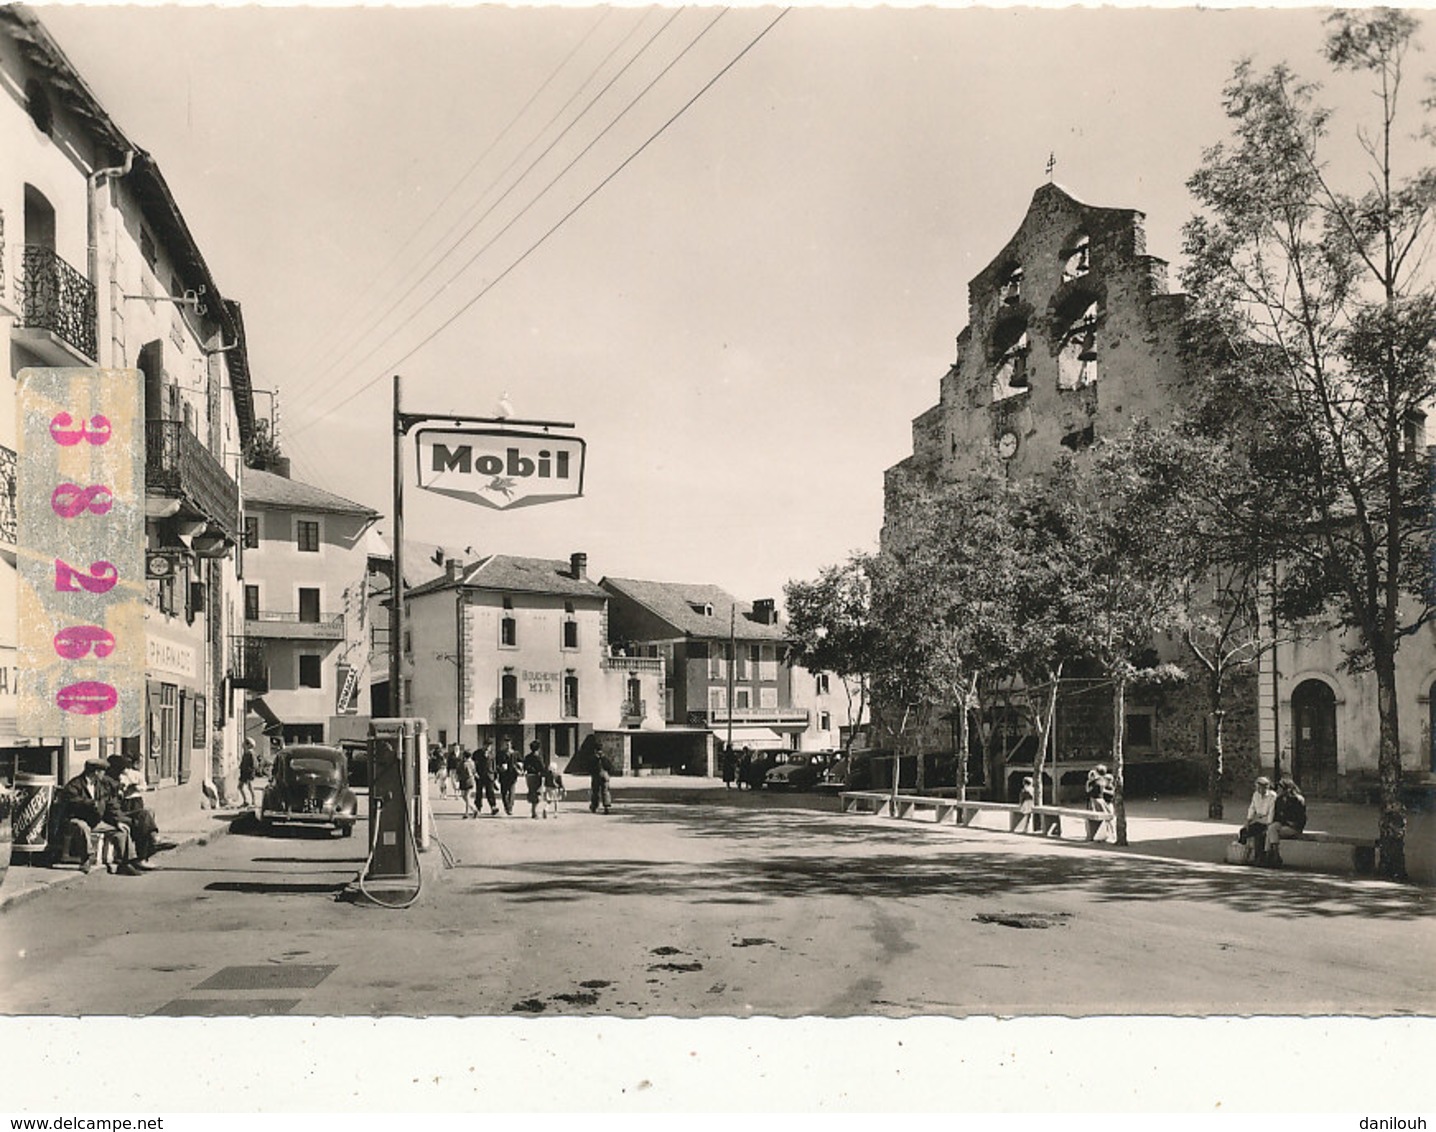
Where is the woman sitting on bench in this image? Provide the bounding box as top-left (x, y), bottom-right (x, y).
top-left (1263, 777), bottom-right (1307, 868)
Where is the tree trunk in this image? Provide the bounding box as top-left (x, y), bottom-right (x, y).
top-left (957, 696), bottom-right (970, 804)
top-left (1030, 663), bottom-right (1063, 807)
top-left (1373, 643), bottom-right (1409, 880)
top-left (1112, 673), bottom-right (1129, 847)
top-left (1208, 671), bottom-right (1227, 821)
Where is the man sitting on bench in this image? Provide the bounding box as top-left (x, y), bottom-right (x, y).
top-left (58, 758), bottom-right (145, 876)
top-left (1238, 775), bottom-right (1276, 864)
top-left (1264, 777), bottom-right (1307, 868)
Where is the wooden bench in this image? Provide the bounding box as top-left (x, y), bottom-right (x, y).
top-left (1269, 830), bottom-right (1379, 875)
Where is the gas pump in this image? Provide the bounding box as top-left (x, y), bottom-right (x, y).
top-left (357, 717), bottom-right (430, 906)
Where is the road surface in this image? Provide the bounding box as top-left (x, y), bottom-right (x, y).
top-left (3, 783), bottom-right (1433, 1017)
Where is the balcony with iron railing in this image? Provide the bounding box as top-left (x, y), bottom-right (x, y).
top-left (245, 609), bottom-right (346, 641)
top-left (15, 245), bottom-right (97, 363)
top-left (229, 636), bottom-right (268, 692)
top-left (146, 419), bottom-right (240, 543)
top-left (493, 697), bottom-right (526, 724)
top-left (691, 706), bottom-right (810, 728)
top-left (620, 698), bottom-right (647, 723)
top-left (602, 654), bottom-right (664, 675)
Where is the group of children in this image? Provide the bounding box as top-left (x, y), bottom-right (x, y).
top-left (1013, 763), bottom-right (1116, 840)
top-left (430, 740), bottom-right (564, 820)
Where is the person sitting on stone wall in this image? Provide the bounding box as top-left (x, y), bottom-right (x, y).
top-left (57, 758), bottom-right (144, 875)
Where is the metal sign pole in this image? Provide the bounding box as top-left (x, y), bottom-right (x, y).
top-left (390, 375), bottom-right (405, 719)
top-left (726, 603), bottom-right (736, 757)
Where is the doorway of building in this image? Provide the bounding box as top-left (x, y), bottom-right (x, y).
top-left (1292, 679), bottom-right (1339, 799)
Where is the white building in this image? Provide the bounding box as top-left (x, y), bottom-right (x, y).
top-left (239, 466), bottom-right (378, 746)
top-left (2, 6), bottom-right (257, 823)
top-left (404, 552), bottom-right (666, 772)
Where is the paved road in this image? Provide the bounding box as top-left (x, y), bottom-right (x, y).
top-left (3, 784), bottom-right (1433, 1017)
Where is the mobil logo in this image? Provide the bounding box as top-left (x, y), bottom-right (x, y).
top-left (415, 427), bottom-right (586, 511)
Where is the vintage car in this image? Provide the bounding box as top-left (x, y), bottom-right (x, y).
top-left (762, 755), bottom-right (822, 791)
top-left (259, 745), bottom-right (359, 836)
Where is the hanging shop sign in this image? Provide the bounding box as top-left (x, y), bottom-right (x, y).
top-left (414, 427), bottom-right (585, 511)
top-left (335, 662), bottom-right (360, 715)
top-left (16, 368), bottom-right (144, 738)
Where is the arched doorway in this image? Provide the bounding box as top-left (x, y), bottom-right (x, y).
top-left (1291, 679), bottom-right (1339, 799)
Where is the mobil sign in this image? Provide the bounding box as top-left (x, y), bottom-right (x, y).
top-left (415, 427), bottom-right (586, 511)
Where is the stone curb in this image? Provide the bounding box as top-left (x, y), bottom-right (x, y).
top-left (0, 812), bottom-right (236, 914)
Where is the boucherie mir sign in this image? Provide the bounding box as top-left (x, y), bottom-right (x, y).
top-left (415, 427), bottom-right (585, 511)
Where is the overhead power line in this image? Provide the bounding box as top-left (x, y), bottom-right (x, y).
top-left (285, 7), bottom-right (616, 386)
top-left (293, 7), bottom-right (788, 442)
top-left (293, 7), bottom-right (717, 424)
top-left (287, 6), bottom-right (681, 420)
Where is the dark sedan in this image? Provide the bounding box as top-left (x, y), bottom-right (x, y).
top-left (763, 756), bottom-right (822, 791)
top-left (260, 745), bottom-right (359, 836)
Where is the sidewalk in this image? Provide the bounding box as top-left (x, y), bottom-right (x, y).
top-left (0, 803), bottom-right (241, 913)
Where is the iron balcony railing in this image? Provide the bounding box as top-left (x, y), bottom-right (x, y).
top-left (18, 245), bottom-right (97, 361)
top-left (244, 609), bottom-right (345, 641)
top-left (620, 699), bottom-right (646, 721)
top-left (251, 609), bottom-right (345, 627)
top-left (229, 637), bottom-right (268, 692)
top-left (145, 419), bottom-right (239, 542)
top-left (493, 697), bottom-right (525, 723)
top-left (701, 706), bottom-right (811, 725)
top-left (602, 654), bottom-right (664, 675)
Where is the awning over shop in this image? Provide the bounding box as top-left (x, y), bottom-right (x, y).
top-left (714, 726), bottom-right (789, 750)
top-left (247, 696), bottom-right (284, 736)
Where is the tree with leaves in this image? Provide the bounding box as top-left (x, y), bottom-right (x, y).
top-left (244, 417), bottom-right (284, 471)
top-left (1182, 9), bottom-right (1436, 877)
top-left (864, 544), bottom-right (945, 795)
top-left (784, 555), bottom-right (877, 757)
top-left (1063, 434), bottom-right (1191, 844)
top-left (877, 465), bottom-right (1024, 801)
top-left (999, 469), bottom-right (1094, 809)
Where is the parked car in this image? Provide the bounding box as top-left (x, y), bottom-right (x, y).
top-left (827, 751), bottom-right (874, 790)
top-left (339, 740), bottom-right (369, 789)
top-left (763, 756), bottom-right (821, 791)
top-left (260, 745), bottom-right (359, 836)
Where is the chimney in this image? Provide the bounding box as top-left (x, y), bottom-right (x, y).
top-left (570, 551), bottom-right (588, 580)
top-left (753, 598), bottom-right (776, 625)
top-left (445, 558), bottom-right (461, 582)
top-left (271, 456), bottom-right (291, 478)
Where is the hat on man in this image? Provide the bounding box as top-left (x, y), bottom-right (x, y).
top-left (83, 756), bottom-right (108, 770)
top-left (106, 754), bottom-right (127, 771)
top-left (1255, 775), bottom-right (1271, 786)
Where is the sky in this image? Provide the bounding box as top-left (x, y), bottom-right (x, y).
top-left (33, 2), bottom-right (1425, 603)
